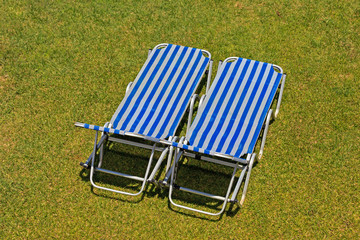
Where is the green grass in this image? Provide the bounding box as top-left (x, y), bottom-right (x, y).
top-left (1, 0), bottom-right (359, 238)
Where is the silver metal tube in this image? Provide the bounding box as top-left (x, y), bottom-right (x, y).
top-left (166, 136), bottom-right (178, 173)
top-left (199, 94), bottom-right (206, 108)
top-left (187, 94), bottom-right (198, 133)
top-left (230, 165), bottom-right (248, 202)
top-left (259, 109), bottom-right (273, 159)
top-left (148, 147), bottom-right (169, 181)
top-left (240, 153), bottom-right (256, 205)
top-left (108, 137), bottom-right (165, 152)
top-left (182, 152), bottom-right (239, 168)
top-left (178, 186), bottom-right (227, 201)
top-left (89, 131), bottom-right (99, 184)
top-left (275, 73), bottom-right (286, 118)
top-left (217, 60), bottom-right (223, 73)
top-left (98, 122), bottom-right (110, 168)
top-left (168, 163), bottom-right (238, 216)
top-left (95, 167), bottom-right (144, 182)
top-left (126, 82), bottom-right (133, 93)
top-left (206, 60), bottom-right (213, 93)
top-left (89, 144), bottom-right (157, 196)
top-left (83, 134), bottom-right (107, 167)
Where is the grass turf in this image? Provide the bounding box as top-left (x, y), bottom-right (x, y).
top-left (1, 0), bottom-right (359, 238)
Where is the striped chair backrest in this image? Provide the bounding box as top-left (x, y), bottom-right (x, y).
top-left (110, 44), bottom-right (210, 139)
top-left (187, 57), bottom-right (283, 158)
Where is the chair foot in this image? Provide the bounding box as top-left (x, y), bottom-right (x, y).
top-left (80, 162), bottom-right (89, 169)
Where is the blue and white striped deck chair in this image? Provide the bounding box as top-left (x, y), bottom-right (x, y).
top-left (75, 43), bottom-right (212, 196)
top-left (162, 57), bottom-right (286, 215)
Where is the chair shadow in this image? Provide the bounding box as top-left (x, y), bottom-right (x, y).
top-left (170, 158), bottom-right (246, 217)
top-left (79, 136), bottom-right (252, 218)
top-left (79, 139), bottom-right (166, 203)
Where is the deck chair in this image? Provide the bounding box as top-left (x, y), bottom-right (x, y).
top-left (75, 43), bottom-right (212, 196)
top-left (160, 56), bottom-right (286, 215)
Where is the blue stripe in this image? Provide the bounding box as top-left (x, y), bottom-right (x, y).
top-left (146, 47), bottom-right (196, 136)
top-left (166, 53), bottom-right (209, 138)
top-left (154, 49), bottom-right (203, 138)
top-left (225, 62), bottom-right (268, 155)
top-left (94, 125), bottom-right (100, 131)
top-left (234, 65), bottom-right (274, 157)
top-left (112, 47), bottom-right (163, 129)
top-left (84, 123), bottom-right (90, 129)
top-left (128, 45), bottom-right (181, 133)
top-left (246, 72), bottom-right (282, 153)
top-left (136, 46), bottom-right (186, 135)
top-left (216, 59), bottom-right (257, 152)
top-left (199, 58), bottom-right (244, 149)
top-left (120, 45), bottom-right (173, 130)
top-left (189, 62), bottom-right (232, 144)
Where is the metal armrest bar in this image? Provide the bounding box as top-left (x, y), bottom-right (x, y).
top-left (108, 137), bottom-right (165, 152)
top-left (206, 60), bottom-right (213, 93)
top-left (274, 73), bottom-right (286, 118)
top-left (187, 94), bottom-right (199, 133)
top-left (183, 152), bottom-right (241, 168)
top-left (176, 186), bottom-right (229, 202)
top-left (95, 167), bottom-right (144, 182)
top-left (259, 109), bottom-right (273, 160)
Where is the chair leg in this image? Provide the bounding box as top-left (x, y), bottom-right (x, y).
top-left (168, 150), bottom-right (239, 216)
top-left (259, 109), bottom-right (273, 160)
top-left (239, 153), bottom-right (256, 205)
top-left (89, 133), bottom-right (157, 196)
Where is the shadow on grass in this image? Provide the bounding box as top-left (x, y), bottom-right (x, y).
top-left (78, 136), bottom-right (252, 217)
top-left (165, 158), bottom-right (243, 220)
top-left (78, 138), bottom-right (167, 203)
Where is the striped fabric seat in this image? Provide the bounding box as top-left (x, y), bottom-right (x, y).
top-left (82, 43), bottom-right (210, 140)
top-left (173, 57), bottom-right (283, 158)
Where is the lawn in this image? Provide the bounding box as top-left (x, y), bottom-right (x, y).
top-left (1, 0), bottom-right (359, 239)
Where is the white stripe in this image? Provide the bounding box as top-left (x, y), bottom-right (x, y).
top-left (208, 59), bottom-right (256, 151)
top-left (229, 63), bottom-right (272, 156)
top-left (141, 47), bottom-right (193, 135)
top-left (113, 47), bottom-right (167, 128)
top-left (191, 61), bottom-right (237, 146)
top-left (134, 46), bottom-right (185, 133)
top-left (124, 45), bottom-right (177, 130)
top-left (241, 71), bottom-right (278, 153)
top-left (152, 49), bottom-right (204, 138)
top-left (160, 53), bottom-right (207, 138)
top-left (201, 59), bottom-right (249, 149)
top-left (185, 61), bottom-right (228, 140)
top-left (219, 61), bottom-right (265, 153)
top-left (110, 48), bottom-right (162, 125)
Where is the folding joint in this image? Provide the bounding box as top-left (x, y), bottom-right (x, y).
top-left (274, 73), bottom-right (286, 118)
top-left (126, 82), bottom-right (133, 93)
top-left (187, 94), bottom-right (199, 133)
top-left (199, 94), bottom-right (206, 108)
top-left (80, 162), bottom-right (89, 169)
top-left (195, 154), bottom-right (201, 160)
top-left (206, 60), bottom-right (213, 93)
top-left (259, 109), bottom-right (273, 159)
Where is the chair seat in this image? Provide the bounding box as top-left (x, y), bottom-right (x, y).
top-left (110, 44), bottom-right (210, 139)
top-left (185, 57), bottom-right (283, 158)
